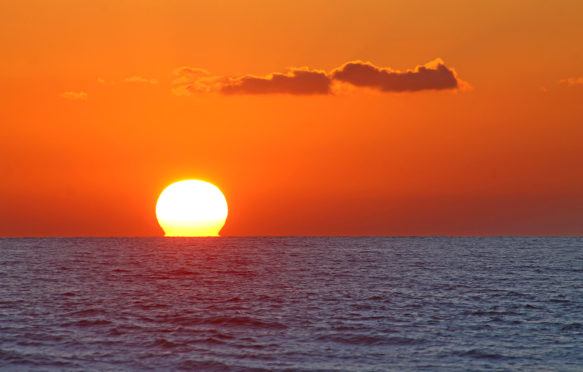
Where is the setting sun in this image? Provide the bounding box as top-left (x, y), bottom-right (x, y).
top-left (155, 180), bottom-right (228, 237)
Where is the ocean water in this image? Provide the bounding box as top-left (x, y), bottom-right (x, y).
top-left (0, 237), bottom-right (582, 371)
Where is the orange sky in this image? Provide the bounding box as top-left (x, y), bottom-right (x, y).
top-left (1, 0), bottom-right (583, 236)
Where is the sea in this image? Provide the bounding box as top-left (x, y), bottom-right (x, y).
top-left (0, 237), bottom-right (581, 371)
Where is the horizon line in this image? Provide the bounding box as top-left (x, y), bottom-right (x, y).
top-left (1, 235), bottom-right (581, 239)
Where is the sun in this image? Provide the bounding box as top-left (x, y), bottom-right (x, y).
top-left (156, 180), bottom-right (228, 237)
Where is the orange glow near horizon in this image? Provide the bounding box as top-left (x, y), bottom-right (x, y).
top-left (1, 0), bottom-right (583, 236)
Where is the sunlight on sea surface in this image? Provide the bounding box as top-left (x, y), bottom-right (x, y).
top-left (1, 237), bottom-right (582, 371)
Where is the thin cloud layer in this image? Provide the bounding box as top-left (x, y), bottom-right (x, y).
top-left (60, 91), bottom-right (88, 100)
top-left (172, 67), bottom-right (226, 95)
top-left (95, 76), bottom-right (158, 85)
top-left (173, 59), bottom-right (465, 96)
top-left (331, 59), bottom-right (459, 92)
top-left (559, 77), bottom-right (583, 86)
top-left (123, 76), bottom-right (158, 85)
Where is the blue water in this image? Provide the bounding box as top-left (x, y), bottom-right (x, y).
top-left (0, 237), bottom-right (582, 371)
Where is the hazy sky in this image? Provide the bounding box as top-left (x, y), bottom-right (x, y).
top-left (1, 0), bottom-right (582, 236)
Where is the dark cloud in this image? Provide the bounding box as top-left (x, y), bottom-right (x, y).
top-left (331, 59), bottom-right (460, 92)
top-left (220, 68), bottom-right (331, 95)
top-left (172, 59), bottom-right (465, 96)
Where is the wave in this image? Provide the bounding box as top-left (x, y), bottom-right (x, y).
top-left (316, 334), bottom-right (423, 346)
top-left (452, 349), bottom-right (512, 360)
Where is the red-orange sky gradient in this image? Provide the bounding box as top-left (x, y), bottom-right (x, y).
top-left (2, 0), bottom-right (583, 236)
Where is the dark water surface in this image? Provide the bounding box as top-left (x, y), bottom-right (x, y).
top-left (1, 237), bottom-right (582, 371)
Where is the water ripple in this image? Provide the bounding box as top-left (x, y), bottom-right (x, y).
top-left (0, 237), bottom-right (582, 371)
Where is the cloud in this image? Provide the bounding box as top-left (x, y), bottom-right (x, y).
top-left (331, 59), bottom-right (462, 92)
top-left (172, 59), bottom-right (466, 96)
top-left (220, 68), bottom-right (331, 95)
top-left (174, 66), bottom-right (212, 77)
top-left (559, 77), bottom-right (583, 86)
top-left (123, 76), bottom-right (158, 85)
top-left (172, 67), bottom-right (226, 95)
top-left (60, 91), bottom-right (88, 100)
top-left (172, 67), bottom-right (330, 95)
top-left (95, 76), bottom-right (158, 85)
